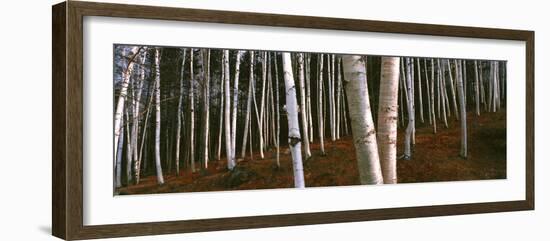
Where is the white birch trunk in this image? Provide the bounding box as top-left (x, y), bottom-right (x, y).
top-left (153, 48), bottom-right (164, 184)
top-left (115, 117), bottom-right (124, 188)
top-left (378, 57), bottom-right (400, 184)
top-left (241, 51), bottom-right (254, 158)
top-left (297, 53), bottom-right (311, 159)
top-left (231, 51), bottom-right (244, 164)
top-left (403, 58), bottom-right (415, 159)
top-left (203, 50), bottom-right (211, 168)
top-left (217, 56), bottom-right (225, 160)
top-left (446, 60), bottom-right (459, 119)
top-left (223, 50), bottom-right (235, 170)
top-left (175, 48), bottom-right (186, 176)
top-left (430, 59), bottom-right (437, 134)
top-left (416, 58), bottom-right (424, 123)
top-left (258, 52), bottom-right (267, 159)
top-left (318, 54), bottom-right (326, 155)
top-left (342, 55), bottom-right (383, 185)
top-left (282, 53), bottom-right (305, 188)
top-left (455, 60), bottom-right (468, 158)
top-left (306, 54), bottom-right (313, 143)
top-left (336, 57), bottom-right (342, 139)
top-left (189, 49), bottom-right (196, 172)
top-left (114, 46), bottom-right (139, 164)
top-left (274, 53), bottom-right (281, 167)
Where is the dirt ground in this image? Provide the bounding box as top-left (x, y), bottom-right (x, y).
top-left (117, 110), bottom-right (506, 195)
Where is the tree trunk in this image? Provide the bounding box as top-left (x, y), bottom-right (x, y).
top-left (446, 60), bottom-right (459, 119)
top-left (114, 46), bottom-right (140, 165)
top-left (115, 116), bottom-right (124, 188)
top-left (217, 54), bottom-right (225, 160)
top-left (403, 58), bottom-right (415, 160)
top-left (416, 58), bottom-right (424, 123)
top-left (318, 54), bottom-right (326, 155)
top-left (189, 49), bottom-right (196, 172)
top-left (474, 60), bottom-right (481, 116)
top-left (223, 50), bottom-right (235, 170)
top-left (455, 60), bottom-right (468, 158)
top-left (282, 53), bottom-right (305, 188)
top-left (342, 55), bottom-right (383, 185)
top-left (430, 59), bottom-right (437, 134)
top-left (153, 48), bottom-right (165, 184)
top-left (274, 53), bottom-right (281, 167)
top-left (258, 52), bottom-right (267, 159)
top-left (306, 54), bottom-right (313, 143)
top-left (377, 57), bottom-right (400, 184)
top-left (203, 49), bottom-right (211, 168)
top-left (297, 53), bottom-right (311, 159)
top-left (175, 48), bottom-right (186, 176)
top-left (241, 51), bottom-right (254, 159)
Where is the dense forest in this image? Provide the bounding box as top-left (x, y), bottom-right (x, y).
top-left (113, 45), bottom-right (506, 194)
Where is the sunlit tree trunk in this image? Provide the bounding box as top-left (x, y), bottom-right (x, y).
top-left (114, 46), bottom-right (140, 164)
top-left (336, 57), bottom-right (343, 140)
top-left (423, 59), bottom-right (432, 125)
top-left (258, 52), bottom-right (267, 159)
top-left (282, 53), bottom-right (305, 188)
top-left (175, 49), bottom-right (186, 176)
top-left (137, 80), bottom-right (154, 182)
top-left (342, 55), bottom-right (383, 185)
top-left (446, 60), bottom-right (459, 119)
top-left (430, 59), bottom-right (437, 134)
top-left (203, 49), bottom-right (211, 168)
top-left (416, 58), bottom-right (424, 123)
top-left (474, 60), bottom-right (481, 116)
top-left (223, 50), bottom-right (235, 170)
top-left (328, 54), bottom-right (336, 141)
top-left (455, 60), bottom-right (468, 158)
top-left (403, 58), bottom-right (415, 160)
top-left (306, 54), bottom-right (313, 143)
top-left (231, 51), bottom-right (244, 164)
top-left (217, 55), bottom-right (225, 160)
top-left (437, 59), bottom-right (448, 128)
top-left (318, 54), bottom-right (326, 155)
top-left (377, 57), bottom-right (400, 184)
top-left (115, 117), bottom-right (124, 188)
top-left (189, 49), bottom-right (196, 172)
top-left (241, 51), bottom-right (254, 158)
top-left (297, 53), bottom-right (311, 159)
top-left (274, 53), bottom-right (281, 167)
top-left (153, 48), bottom-right (165, 184)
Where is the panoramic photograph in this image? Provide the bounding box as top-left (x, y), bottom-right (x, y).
top-left (113, 45), bottom-right (506, 195)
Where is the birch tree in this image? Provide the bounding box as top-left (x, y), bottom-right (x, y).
top-left (231, 51), bottom-right (244, 164)
top-left (216, 54), bottom-right (225, 160)
top-left (223, 50), bottom-right (235, 170)
top-left (318, 54), bottom-right (326, 155)
top-left (403, 58), bottom-right (415, 160)
top-left (189, 49), bottom-right (196, 172)
top-left (153, 48), bottom-right (164, 184)
top-left (297, 53), bottom-right (311, 159)
top-left (377, 57), bottom-right (400, 184)
top-left (455, 60), bottom-right (468, 158)
top-left (202, 49), bottom-right (211, 168)
top-left (282, 52), bottom-right (305, 188)
top-left (342, 55), bottom-right (383, 185)
top-left (114, 46), bottom-right (140, 163)
top-left (241, 51), bottom-right (254, 158)
top-left (175, 48), bottom-right (186, 175)
top-left (474, 60), bottom-right (481, 116)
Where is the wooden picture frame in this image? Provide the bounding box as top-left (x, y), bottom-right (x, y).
top-left (52, 1), bottom-right (534, 240)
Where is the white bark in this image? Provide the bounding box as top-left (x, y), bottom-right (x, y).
top-left (297, 53), bottom-right (311, 159)
top-left (378, 57), bottom-right (400, 184)
top-left (336, 57), bottom-right (342, 139)
top-left (115, 117), bottom-right (124, 188)
top-left (446, 60), bottom-right (459, 119)
top-left (203, 50), bottom-right (211, 168)
top-left (223, 50), bottom-right (235, 170)
top-left (305, 54), bottom-right (313, 142)
top-left (189, 49), bottom-right (196, 172)
top-left (342, 55), bottom-right (383, 185)
top-left (241, 51), bottom-right (254, 158)
top-left (455, 60), bottom-right (468, 158)
top-left (282, 53), bottom-right (305, 188)
top-left (274, 53), bottom-right (281, 167)
top-left (153, 48), bottom-right (164, 184)
top-left (416, 58), bottom-right (424, 123)
top-left (258, 52), bottom-right (267, 159)
top-left (114, 46), bottom-right (139, 165)
top-left (318, 54), bottom-right (326, 155)
top-left (216, 55), bottom-right (225, 160)
top-left (175, 48), bottom-right (186, 176)
top-left (430, 59), bottom-right (437, 134)
top-left (403, 58), bottom-right (415, 159)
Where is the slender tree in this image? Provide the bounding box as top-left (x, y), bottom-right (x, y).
top-left (455, 60), bottom-right (468, 158)
top-left (223, 50), bottom-right (235, 170)
top-left (274, 53), bottom-right (281, 167)
top-left (153, 48), bottom-right (164, 184)
top-left (216, 53), bottom-right (225, 160)
top-left (282, 53), bottom-right (305, 188)
top-left (474, 60), bottom-right (481, 116)
top-left (203, 49), bottom-right (211, 168)
top-left (189, 49), bottom-right (196, 172)
top-left (175, 48), bottom-right (186, 176)
top-left (416, 58), bottom-right (424, 123)
top-left (114, 46), bottom-right (140, 163)
top-left (342, 55), bottom-right (383, 185)
top-left (377, 57), bottom-right (400, 184)
top-left (241, 51), bottom-right (254, 158)
top-left (318, 54), bottom-right (326, 155)
top-left (402, 58), bottom-right (415, 160)
top-left (297, 53), bottom-right (311, 159)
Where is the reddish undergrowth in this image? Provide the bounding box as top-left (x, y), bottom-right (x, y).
top-left (117, 111), bottom-right (506, 195)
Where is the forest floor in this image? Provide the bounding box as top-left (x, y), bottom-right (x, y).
top-left (117, 110), bottom-right (507, 195)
